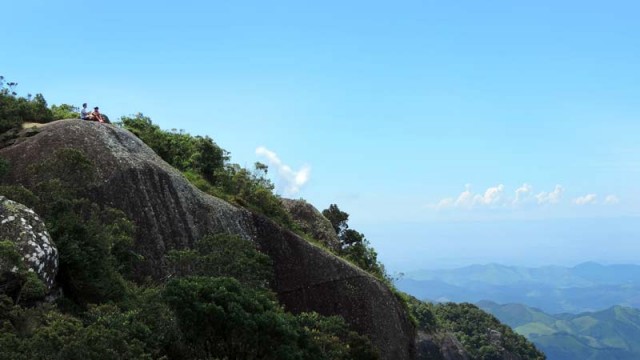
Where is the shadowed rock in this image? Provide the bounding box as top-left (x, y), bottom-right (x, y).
top-left (0, 119), bottom-right (416, 359)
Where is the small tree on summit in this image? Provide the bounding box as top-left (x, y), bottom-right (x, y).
top-left (322, 204), bottom-right (386, 279)
top-left (323, 204), bottom-right (366, 249)
top-left (323, 204), bottom-right (350, 235)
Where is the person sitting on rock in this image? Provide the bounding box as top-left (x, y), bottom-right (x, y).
top-left (80, 103), bottom-right (90, 120)
top-left (88, 106), bottom-right (104, 123)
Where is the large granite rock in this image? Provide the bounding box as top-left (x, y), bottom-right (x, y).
top-left (0, 196), bottom-right (58, 292)
top-left (280, 198), bottom-right (340, 251)
top-left (0, 120), bottom-right (416, 360)
top-left (416, 331), bottom-right (469, 360)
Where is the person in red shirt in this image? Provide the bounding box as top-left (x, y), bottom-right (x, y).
top-left (88, 107), bottom-right (104, 123)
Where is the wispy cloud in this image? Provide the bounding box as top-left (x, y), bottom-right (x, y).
top-left (513, 183), bottom-right (532, 204)
top-left (430, 183), bottom-right (625, 213)
top-left (474, 184), bottom-right (505, 205)
top-left (574, 194), bottom-right (597, 205)
top-left (434, 184), bottom-right (506, 209)
top-left (428, 183), bottom-right (617, 211)
top-left (604, 195), bottom-right (620, 205)
top-left (535, 185), bottom-right (564, 204)
top-left (454, 184), bottom-right (474, 208)
top-left (255, 146), bottom-right (310, 196)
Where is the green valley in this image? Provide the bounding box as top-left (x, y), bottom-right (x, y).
top-left (479, 301), bottom-right (640, 360)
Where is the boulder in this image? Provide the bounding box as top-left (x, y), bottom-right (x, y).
top-left (416, 331), bottom-right (469, 360)
top-left (280, 198), bottom-right (340, 251)
top-left (0, 120), bottom-right (416, 360)
top-left (0, 196), bottom-right (58, 292)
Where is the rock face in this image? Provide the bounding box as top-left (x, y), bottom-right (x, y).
top-left (0, 125), bottom-right (40, 150)
top-left (416, 331), bottom-right (470, 360)
top-left (280, 198), bottom-right (340, 251)
top-left (0, 120), bottom-right (416, 360)
top-left (253, 213), bottom-right (416, 358)
top-left (0, 196), bottom-right (58, 291)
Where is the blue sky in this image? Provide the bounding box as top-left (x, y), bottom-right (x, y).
top-left (3, 1), bottom-right (639, 270)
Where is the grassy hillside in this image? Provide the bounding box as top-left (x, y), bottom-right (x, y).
top-left (479, 301), bottom-right (640, 360)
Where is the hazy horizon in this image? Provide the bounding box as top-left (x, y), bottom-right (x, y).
top-left (365, 216), bottom-right (640, 272)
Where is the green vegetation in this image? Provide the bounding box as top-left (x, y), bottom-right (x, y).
top-left (167, 233), bottom-right (274, 289)
top-left (0, 76), bottom-right (103, 135)
top-left (480, 301), bottom-right (640, 360)
top-left (0, 146), bottom-right (378, 359)
top-left (404, 296), bottom-right (544, 359)
top-left (119, 113), bottom-right (293, 227)
top-left (1, 82), bottom-right (544, 359)
top-left (50, 104), bottom-right (80, 120)
top-left (118, 114), bottom-right (388, 282)
top-left (116, 112), bottom-right (542, 359)
top-left (322, 204), bottom-right (387, 280)
top-left (164, 276), bottom-right (377, 360)
top-left (0, 76), bottom-right (53, 132)
top-left (0, 241), bottom-right (48, 303)
top-left (0, 159), bottom-right (8, 179)
top-left (433, 302), bottom-right (544, 359)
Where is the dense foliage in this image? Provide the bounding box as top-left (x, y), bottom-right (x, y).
top-left (0, 76), bottom-right (53, 132)
top-left (432, 302), bottom-right (545, 360)
top-left (0, 147), bottom-right (378, 359)
top-left (50, 104), bottom-right (80, 120)
top-left (322, 204), bottom-right (387, 280)
top-left (0, 76), bottom-right (103, 134)
top-left (119, 113), bottom-right (293, 227)
top-left (164, 276), bottom-right (378, 360)
top-left (167, 233), bottom-right (274, 289)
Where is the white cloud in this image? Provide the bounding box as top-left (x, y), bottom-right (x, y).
top-left (574, 193), bottom-right (597, 205)
top-left (255, 146), bottom-right (310, 195)
top-left (513, 183), bottom-right (532, 204)
top-left (434, 197), bottom-right (454, 209)
top-left (604, 195), bottom-right (620, 205)
top-left (535, 185), bottom-right (564, 204)
top-left (454, 184), bottom-right (474, 208)
top-left (473, 184), bottom-right (505, 206)
top-left (430, 183), bottom-right (623, 213)
top-left (434, 184), bottom-right (505, 209)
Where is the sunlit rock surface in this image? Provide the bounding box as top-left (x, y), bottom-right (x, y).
top-left (280, 198), bottom-right (341, 251)
top-left (0, 196), bottom-right (58, 291)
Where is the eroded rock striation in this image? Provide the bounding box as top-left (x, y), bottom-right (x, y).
top-left (0, 120), bottom-right (416, 360)
top-left (0, 196), bottom-right (58, 291)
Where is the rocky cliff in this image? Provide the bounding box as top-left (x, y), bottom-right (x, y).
top-left (0, 120), bottom-right (416, 360)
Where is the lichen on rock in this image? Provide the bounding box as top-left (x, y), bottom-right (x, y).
top-left (0, 196), bottom-right (58, 291)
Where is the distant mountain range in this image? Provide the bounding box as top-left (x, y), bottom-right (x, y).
top-left (396, 262), bottom-right (640, 313)
top-left (478, 301), bottom-right (640, 360)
